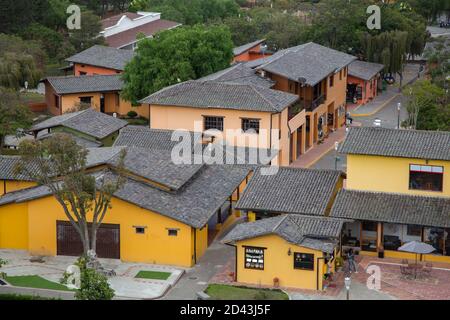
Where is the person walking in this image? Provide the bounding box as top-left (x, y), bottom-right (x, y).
top-left (347, 249), bottom-right (358, 273)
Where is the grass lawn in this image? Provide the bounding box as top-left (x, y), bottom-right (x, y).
top-left (0, 293), bottom-right (59, 300)
top-left (5, 275), bottom-right (74, 292)
top-left (134, 270), bottom-right (171, 280)
top-left (205, 284), bottom-right (289, 300)
top-left (20, 92), bottom-right (45, 104)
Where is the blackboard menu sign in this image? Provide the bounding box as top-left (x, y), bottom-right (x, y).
top-left (294, 252), bottom-right (314, 270)
top-left (244, 246), bottom-right (264, 270)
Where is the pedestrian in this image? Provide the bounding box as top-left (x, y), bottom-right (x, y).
top-left (347, 249), bottom-right (358, 273)
top-left (346, 112), bottom-right (353, 125)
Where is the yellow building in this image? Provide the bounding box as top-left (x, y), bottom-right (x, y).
top-left (42, 75), bottom-right (149, 119)
top-left (222, 214), bottom-right (345, 291)
top-left (333, 127), bottom-right (450, 262)
top-left (0, 147), bottom-right (250, 267)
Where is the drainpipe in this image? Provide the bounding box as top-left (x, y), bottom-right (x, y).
top-left (316, 256), bottom-right (326, 290)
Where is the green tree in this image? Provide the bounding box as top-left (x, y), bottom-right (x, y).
top-left (74, 257), bottom-right (115, 300)
top-left (0, 88), bottom-right (33, 150)
top-left (122, 25), bottom-right (234, 104)
top-left (403, 80), bottom-right (450, 131)
top-left (69, 10), bottom-right (106, 52)
top-left (16, 134), bottom-right (127, 256)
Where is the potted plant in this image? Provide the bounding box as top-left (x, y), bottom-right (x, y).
top-left (273, 277), bottom-right (280, 287)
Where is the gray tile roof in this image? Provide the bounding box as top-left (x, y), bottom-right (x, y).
top-left (339, 127), bottom-right (450, 161)
top-left (199, 63), bottom-right (275, 88)
top-left (139, 80), bottom-right (298, 112)
top-left (233, 39), bottom-right (265, 56)
top-left (65, 45), bottom-right (135, 71)
top-left (31, 109), bottom-right (128, 140)
top-left (236, 167), bottom-right (342, 216)
top-left (222, 214), bottom-right (345, 253)
top-left (252, 42), bottom-right (356, 86)
top-left (0, 156), bottom-right (38, 181)
top-left (108, 147), bottom-right (204, 191)
top-left (113, 126), bottom-right (201, 151)
top-left (43, 74), bottom-right (124, 95)
top-left (38, 132), bottom-right (103, 148)
top-left (348, 60), bottom-right (384, 81)
top-left (0, 165), bottom-right (250, 228)
top-left (330, 189), bottom-right (450, 228)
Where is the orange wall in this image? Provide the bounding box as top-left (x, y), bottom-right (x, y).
top-left (347, 75), bottom-right (378, 105)
top-left (233, 44), bottom-right (271, 62)
top-left (74, 63), bottom-right (122, 76)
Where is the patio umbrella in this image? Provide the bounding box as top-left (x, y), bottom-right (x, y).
top-left (398, 241), bottom-right (436, 278)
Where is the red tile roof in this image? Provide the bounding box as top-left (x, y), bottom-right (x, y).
top-left (105, 19), bottom-right (181, 48)
top-left (101, 12), bottom-right (144, 29)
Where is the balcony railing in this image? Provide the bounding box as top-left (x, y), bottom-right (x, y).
top-left (300, 94), bottom-right (326, 112)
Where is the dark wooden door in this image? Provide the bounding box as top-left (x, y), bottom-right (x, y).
top-left (56, 221), bottom-right (120, 259)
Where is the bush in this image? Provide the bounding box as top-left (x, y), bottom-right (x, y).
top-left (127, 111), bottom-right (138, 118)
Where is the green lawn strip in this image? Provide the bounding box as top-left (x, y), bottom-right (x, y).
top-left (5, 275), bottom-right (75, 292)
top-left (0, 293), bottom-right (59, 300)
top-left (134, 270), bottom-right (171, 280)
top-left (20, 92), bottom-right (45, 103)
top-left (205, 284), bottom-right (289, 300)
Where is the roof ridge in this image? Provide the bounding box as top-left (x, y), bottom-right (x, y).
top-left (272, 215), bottom-right (289, 234)
top-left (344, 188), bottom-right (450, 200)
top-left (248, 85), bottom-right (280, 112)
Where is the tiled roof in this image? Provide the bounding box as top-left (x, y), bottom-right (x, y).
top-left (113, 126), bottom-right (201, 151)
top-left (199, 63), bottom-right (274, 88)
top-left (0, 156), bottom-right (38, 181)
top-left (339, 127), bottom-right (450, 161)
top-left (252, 42), bottom-right (356, 86)
top-left (222, 214), bottom-right (345, 253)
top-left (140, 80), bottom-right (298, 112)
top-left (113, 127), bottom-right (277, 166)
top-left (38, 132), bottom-right (103, 148)
top-left (43, 74), bottom-right (124, 95)
top-left (236, 167), bottom-right (343, 216)
top-left (105, 19), bottom-right (181, 48)
top-left (31, 109), bottom-right (128, 140)
top-left (348, 60), bottom-right (384, 81)
top-left (0, 165), bottom-right (250, 228)
top-left (233, 39), bottom-right (265, 56)
top-left (330, 189), bottom-right (450, 228)
top-left (109, 147), bottom-right (204, 191)
top-left (65, 45), bottom-right (135, 71)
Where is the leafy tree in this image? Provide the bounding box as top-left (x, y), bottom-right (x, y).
top-left (74, 257), bottom-right (115, 300)
top-left (69, 10), bottom-right (106, 52)
top-left (0, 88), bottom-right (33, 150)
top-left (403, 80), bottom-right (450, 131)
top-left (16, 133), bottom-right (127, 256)
top-left (122, 25), bottom-right (234, 104)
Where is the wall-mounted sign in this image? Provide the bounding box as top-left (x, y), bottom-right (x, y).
top-left (244, 246), bottom-right (264, 270)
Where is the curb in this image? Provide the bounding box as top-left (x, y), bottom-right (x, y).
top-left (305, 134), bottom-right (347, 168)
top-left (351, 93), bottom-right (400, 117)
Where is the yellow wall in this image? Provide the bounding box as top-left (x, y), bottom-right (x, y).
top-left (0, 180), bottom-right (36, 196)
top-left (235, 234), bottom-right (327, 290)
top-left (20, 196), bottom-right (205, 267)
top-left (346, 155), bottom-right (450, 197)
top-left (0, 203), bottom-right (28, 249)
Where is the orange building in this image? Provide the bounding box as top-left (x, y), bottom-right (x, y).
top-left (248, 42), bottom-right (356, 151)
top-left (64, 45), bottom-right (135, 76)
top-left (41, 74), bottom-right (148, 118)
top-left (233, 39), bottom-right (271, 62)
top-left (347, 60), bottom-right (384, 105)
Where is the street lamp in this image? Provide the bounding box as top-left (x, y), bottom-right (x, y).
top-left (334, 141), bottom-right (340, 170)
top-left (344, 276), bottom-right (351, 300)
top-left (397, 102), bottom-right (401, 129)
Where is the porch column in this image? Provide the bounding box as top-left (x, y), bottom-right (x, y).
top-left (248, 211), bottom-right (256, 222)
top-left (309, 115), bottom-right (314, 147)
top-left (377, 222), bottom-right (383, 254)
top-left (301, 124), bottom-right (306, 154)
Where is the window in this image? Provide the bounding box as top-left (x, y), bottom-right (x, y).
top-left (409, 164), bottom-right (443, 192)
top-left (288, 80), bottom-right (298, 94)
top-left (79, 96), bottom-right (92, 105)
top-left (407, 225), bottom-right (422, 237)
top-left (134, 226), bottom-right (146, 234)
top-left (329, 74), bottom-right (334, 87)
top-left (79, 71), bottom-right (87, 76)
top-left (339, 70), bottom-right (342, 80)
top-left (244, 246), bottom-right (264, 270)
top-left (168, 229), bottom-right (178, 236)
top-left (204, 116), bottom-right (224, 131)
top-left (242, 118), bottom-right (260, 133)
top-left (294, 252), bottom-right (314, 270)
top-left (54, 94), bottom-right (60, 109)
top-left (362, 221), bottom-right (377, 232)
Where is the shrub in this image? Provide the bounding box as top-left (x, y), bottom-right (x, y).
top-left (75, 267), bottom-right (115, 300)
top-left (127, 111), bottom-right (138, 118)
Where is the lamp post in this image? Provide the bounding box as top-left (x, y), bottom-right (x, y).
top-left (344, 276), bottom-right (351, 300)
top-left (334, 141), bottom-right (340, 170)
top-left (397, 102), bottom-right (401, 129)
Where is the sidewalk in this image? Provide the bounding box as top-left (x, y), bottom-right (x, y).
top-left (351, 63), bottom-right (421, 117)
top-left (290, 123), bottom-right (360, 169)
